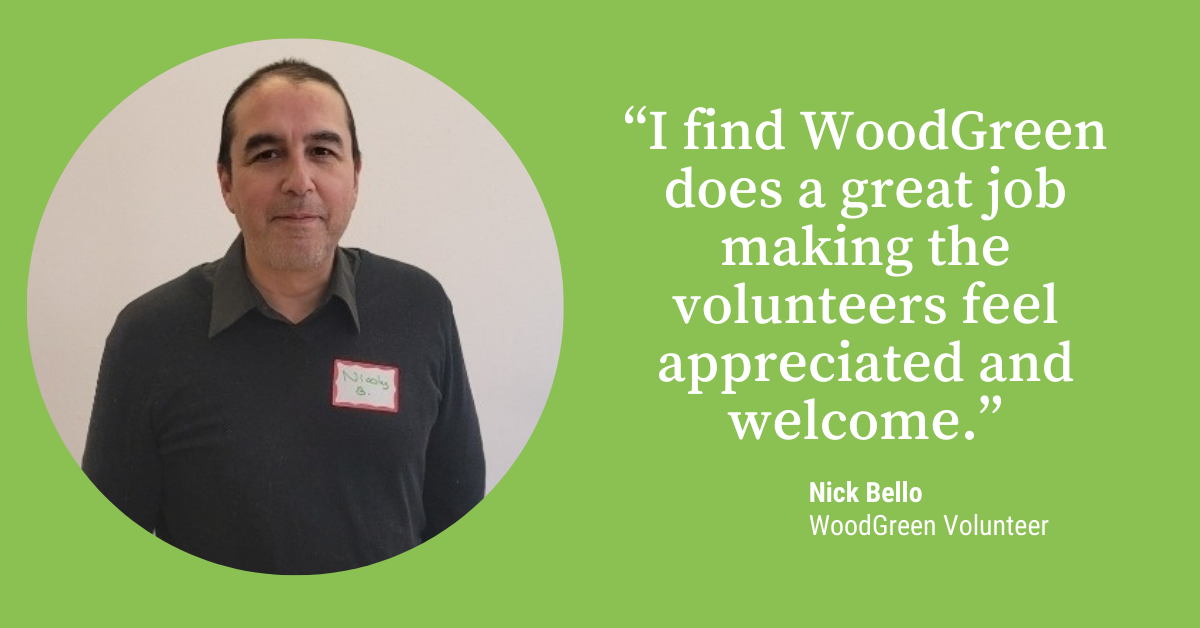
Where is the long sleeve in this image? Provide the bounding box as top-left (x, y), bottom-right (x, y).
top-left (420, 310), bottom-right (485, 541)
top-left (82, 316), bottom-right (162, 532)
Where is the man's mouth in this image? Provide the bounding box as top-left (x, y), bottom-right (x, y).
top-left (272, 213), bottom-right (323, 223)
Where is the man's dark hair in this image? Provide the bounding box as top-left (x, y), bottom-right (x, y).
top-left (218, 58), bottom-right (361, 172)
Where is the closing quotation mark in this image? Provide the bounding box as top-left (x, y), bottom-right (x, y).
top-left (624, 106), bottom-right (646, 124)
top-left (965, 395), bottom-right (1002, 441)
top-left (980, 395), bottom-right (1002, 413)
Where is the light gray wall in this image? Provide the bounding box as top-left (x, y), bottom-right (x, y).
top-left (28, 40), bottom-right (562, 493)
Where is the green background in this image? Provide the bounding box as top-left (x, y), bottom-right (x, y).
top-left (5, 3), bottom-right (1194, 624)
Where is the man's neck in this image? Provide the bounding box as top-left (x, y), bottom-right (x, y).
top-left (243, 251), bottom-right (334, 324)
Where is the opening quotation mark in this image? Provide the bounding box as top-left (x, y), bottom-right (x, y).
top-left (622, 106), bottom-right (666, 149)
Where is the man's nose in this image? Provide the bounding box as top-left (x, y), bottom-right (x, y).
top-left (281, 154), bottom-right (316, 195)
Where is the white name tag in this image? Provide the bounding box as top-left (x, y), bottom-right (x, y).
top-left (332, 359), bottom-right (400, 413)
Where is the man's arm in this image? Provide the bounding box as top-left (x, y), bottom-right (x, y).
top-left (82, 319), bottom-right (162, 532)
top-left (421, 311), bottom-right (485, 542)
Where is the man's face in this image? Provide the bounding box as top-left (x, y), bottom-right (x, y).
top-left (219, 77), bottom-right (360, 272)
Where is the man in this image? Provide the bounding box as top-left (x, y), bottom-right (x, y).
top-left (83, 59), bottom-right (485, 575)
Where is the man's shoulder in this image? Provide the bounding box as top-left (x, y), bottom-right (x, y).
top-left (352, 249), bottom-right (453, 311)
top-left (109, 264), bottom-right (212, 341)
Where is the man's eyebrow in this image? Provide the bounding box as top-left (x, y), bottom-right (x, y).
top-left (243, 133), bottom-right (283, 154)
top-left (308, 130), bottom-right (345, 147)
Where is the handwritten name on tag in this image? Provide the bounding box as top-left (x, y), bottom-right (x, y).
top-left (332, 359), bottom-right (400, 413)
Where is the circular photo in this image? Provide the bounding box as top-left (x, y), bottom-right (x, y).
top-left (28, 40), bottom-right (562, 575)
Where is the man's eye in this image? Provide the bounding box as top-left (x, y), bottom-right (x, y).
top-left (253, 149), bottom-right (281, 161)
top-left (312, 147), bottom-right (337, 157)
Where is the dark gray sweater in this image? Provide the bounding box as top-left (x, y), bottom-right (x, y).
top-left (83, 243), bottom-right (484, 574)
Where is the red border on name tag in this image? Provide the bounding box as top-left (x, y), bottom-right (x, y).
top-left (331, 359), bottom-right (401, 413)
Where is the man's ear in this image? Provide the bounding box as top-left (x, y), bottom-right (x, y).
top-left (218, 163), bottom-right (235, 213)
top-left (348, 158), bottom-right (362, 211)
